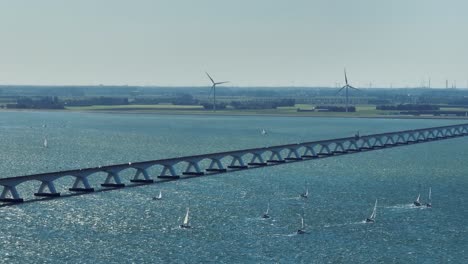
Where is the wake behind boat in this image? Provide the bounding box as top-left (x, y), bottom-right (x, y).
top-left (180, 207), bottom-right (191, 229)
top-left (365, 199), bottom-right (378, 223)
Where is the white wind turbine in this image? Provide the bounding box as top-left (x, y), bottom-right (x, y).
top-left (206, 72), bottom-right (229, 112)
top-left (337, 69), bottom-right (360, 112)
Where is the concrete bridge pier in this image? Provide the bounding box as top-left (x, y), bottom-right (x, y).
top-left (416, 132), bottom-right (427, 142)
top-left (267, 149), bottom-right (285, 163)
top-left (248, 151), bottom-right (267, 166)
top-left (69, 173), bottom-right (94, 192)
top-left (436, 129), bottom-right (446, 139)
top-left (445, 129), bottom-right (454, 137)
top-left (130, 165), bottom-right (154, 183)
top-left (347, 140), bottom-right (361, 152)
top-left (206, 157), bottom-right (227, 172)
top-left (428, 130), bottom-right (439, 140)
top-left (227, 155), bottom-right (248, 169)
top-left (360, 138), bottom-right (373, 149)
top-left (158, 163), bottom-right (180, 179)
top-left (34, 180), bottom-right (60, 197)
top-left (372, 137), bottom-right (385, 148)
top-left (317, 144), bottom-right (333, 156)
top-left (285, 147), bottom-right (303, 160)
top-left (407, 132), bottom-right (418, 143)
top-left (331, 142), bottom-right (347, 154)
top-left (101, 169), bottom-right (125, 188)
top-left (395, 134), bottom-right (407, 145)
top-left (302, 145), bottom-right (318, 158)
top-left (383, 136), bottom-right (396, 146)
top-left (0, 185), bottom-right (23, 203)
top-left (183, 159), bottom-right (205, 176)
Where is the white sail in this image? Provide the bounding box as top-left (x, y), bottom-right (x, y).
top-left (183, 207), bottom-right (190, 225)
top-left (369, 199), bottom-right (378, 220)
top-left (43, 138), bottom-right (48, 148)
top-left (428, 188), bottom-right (431, 202)
top-left (416, 193), bottom-right (420, 203)
top-left (301, 216), bottom-right (304, 229)
top-left (265, 202), bottom-right (270, 215)
top-left (305, 187), bottom-right (309, 196)
top-left (157, 190), bottom-right (162, 199)
top-left (261, 129), bottom-right (267, 135)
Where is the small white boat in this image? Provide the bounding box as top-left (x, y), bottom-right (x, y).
top-left (297, 215), bottom-right (306, 234)
top-left (366, 199), bottom-right (378, 223)
top-left (261, 202), bottom-right (270, 219)
top-left (261, 129), bottom-right (267, 135)
top-left (300, 185), bottom-right (309, 199)
top-left (180, 207), bottom-right (191, 229)
top-left (413, 193), bottom-right (422, 206)
top-left (426, 188), bottom-right (432, 208)
top-left (152, 190), bottom-right (162, 200)
top-left (43, 138), bottom-right (48, 148)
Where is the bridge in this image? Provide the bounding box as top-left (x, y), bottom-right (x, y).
top-left (1, 123), bottom-right (468, 205)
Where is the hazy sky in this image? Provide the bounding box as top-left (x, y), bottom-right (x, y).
top-left (0, 0), bottom-right (467, 88)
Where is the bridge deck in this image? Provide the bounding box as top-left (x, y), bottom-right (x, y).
top-left (1, 123), bottom-right (467, 206)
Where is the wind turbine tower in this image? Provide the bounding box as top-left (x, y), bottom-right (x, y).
top-left (205, 72), bottom-right (229, 112)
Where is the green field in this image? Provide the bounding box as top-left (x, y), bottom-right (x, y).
top-left (63, 103), bottom-right (404, 117)
top-left (66, 104), bottom-right (204, 111)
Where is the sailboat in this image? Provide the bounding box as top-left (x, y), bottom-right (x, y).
top-left (426, 188), bottom-right (432, 208)
top-left (43, 138), bottom-right (48, 148)
top-left (355, 130), bottom-right (360, 140)
top-left (297, 215), bottom-right (306, 234)
top-left (413, 193), bottom-right (422, 206)
top-left (366, 199), bottom-right (378, 223)
top-left (261, 202), bottom-right (270, 219)
top-left (300, 185), bottom-right (309, 199)
top-left (180, 207), bottom-right (191, 229)
top-left (152, 190), bottom-right (162, 200)
top-left (261, 129), bottom-right (267, 135)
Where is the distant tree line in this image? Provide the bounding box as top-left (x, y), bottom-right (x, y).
top-left (64, 97), bottom-right (129, 106)
top-left (6, 96), bottom-right (64, 109)
top-left (315, 105), bottom-right (356, 112)
top-left (446, 98), bottom-right (468, 106)
top-left (228, 99), bottom-right (295, 110)
top-left (132, 94), bottom-right (198, 105)
top-left (376, 104), bottom-right (440, 111)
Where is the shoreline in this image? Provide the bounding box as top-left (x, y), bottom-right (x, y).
top-left (2, 108), bottom-right (468, 120)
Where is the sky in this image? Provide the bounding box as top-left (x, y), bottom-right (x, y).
top-left (0, 0), bottom-right (467, 88)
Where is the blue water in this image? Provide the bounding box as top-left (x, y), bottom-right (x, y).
top-left (0, 111), bottom-right (467, 263)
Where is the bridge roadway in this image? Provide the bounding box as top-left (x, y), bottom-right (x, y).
top-left (1, 123), bottom-right (468, 206)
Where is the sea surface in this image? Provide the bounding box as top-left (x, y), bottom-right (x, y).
top-left (0, 111), bottom-right (467, 263)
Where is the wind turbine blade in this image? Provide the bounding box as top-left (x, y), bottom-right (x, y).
top-left (349, 86), bottom-right (360, 91)
top-left (215, 81), bottom-right (229, 85)
top-left (344, 68), bottom-right (348, 85)
top-left (205, 72), bottom-right (215, 85)
top-left (336, 86), bottom-right (346, 95)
